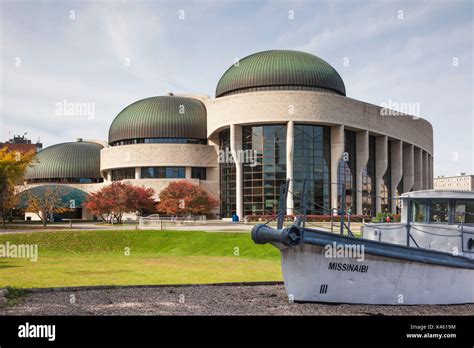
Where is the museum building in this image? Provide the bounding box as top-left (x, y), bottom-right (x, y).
top-left (22, 50), bottom-right (434, 220)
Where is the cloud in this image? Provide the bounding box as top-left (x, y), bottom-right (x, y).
top-left (0, 0), bottom-right (472, 176)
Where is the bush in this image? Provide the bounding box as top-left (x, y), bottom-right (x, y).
top-left (372, 212), bottom-right (401, 223)
top-left (244, 214), bottom-right (372, 223)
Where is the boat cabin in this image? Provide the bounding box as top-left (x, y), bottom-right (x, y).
top-left (362, 190), bottom-right (474, 259)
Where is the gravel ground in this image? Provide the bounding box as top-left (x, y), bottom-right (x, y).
top-left (1, 284), bottom-right (472, 316)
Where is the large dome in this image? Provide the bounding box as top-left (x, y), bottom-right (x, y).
top-left (108, 96), bottom-right (207, 144)
top-left (25, 140), bottom-right (103, 181)
top-left (215, 50), bottom-right (346, 98)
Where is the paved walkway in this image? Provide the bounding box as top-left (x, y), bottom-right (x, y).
top-left (0, 222), bottom-right (253, 234)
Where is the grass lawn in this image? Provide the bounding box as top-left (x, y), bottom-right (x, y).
top-left (0, 230), bottom-right (282, 288)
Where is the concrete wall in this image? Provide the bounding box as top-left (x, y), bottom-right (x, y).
top-left (375, 136), bottom-right (388, 213)
top-left (355, 131), bottom-right (369, 215)
top-left (230, 124), bottom-right (243, 219)
top-left (205, 90), bottom-right (433, 155)
top-left (100, 143), bottom-right (218, 173)
top-left (413, 147), bottom-right (423, 191)
top-left (390, 140), bottom-right (403, 212)
top-left (330, 125), bottom-right (344, 210)
top-left (403, 144), bottom-right (414, 192)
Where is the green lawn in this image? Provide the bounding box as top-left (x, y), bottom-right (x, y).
top-left (0, 230), bottom-right (282, 288)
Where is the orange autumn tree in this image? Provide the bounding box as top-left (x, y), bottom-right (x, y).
top-left (0, 147), bottom-right (36, 226)
top-left (85, 182), bottom-right (156, 223)
top-left (158, 181), bottom-right (218, 217)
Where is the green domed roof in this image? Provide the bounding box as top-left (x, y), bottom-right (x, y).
top-left (25, 140), bottom-right (103, 180)
top-left (108, 96), bottom-right (207, 144)
top-left (216, 50), bottom-right (346, 97)
top-left (19, 185), bottom-right (89, 208)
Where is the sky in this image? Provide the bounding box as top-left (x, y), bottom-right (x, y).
top-left (0, 0), bottom-right (472, 176)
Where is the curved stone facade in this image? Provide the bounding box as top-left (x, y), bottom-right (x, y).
top-left (100, 144), bottom-right (217, 172)
top-left (99, 143), bottom-right (220, 211)
top-left (203, 90), bottom-right (433, 218)
top-left (206, 91), bottom-right (432, 154)
top-left (18, 50), bottom-right (435, 221)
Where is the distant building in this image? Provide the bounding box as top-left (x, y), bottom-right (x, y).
top-left (0, 134), bottom-right (42, 153)
top-left (434, 173), bottom-right (474, 191)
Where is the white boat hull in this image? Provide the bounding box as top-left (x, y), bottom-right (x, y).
top-left (281, 243), bottom-right (474, 305)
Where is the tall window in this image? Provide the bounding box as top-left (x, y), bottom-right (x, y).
top-left (429, 199), bottom-right (449, 223)
top-left (411, 199), bottom-right (428, 223)
top-left (381, 141), bottom-right (392, 212)
top-left (219, 129), bottom-right (236, 218)
top-left (242, 124), bottom-right (286, 216)
top-left (362, 136), bottom-right (376, 216)
top-left (293, 125), bottom-right (331, 215)
top-left (338, 130), bottom-right (356, 213)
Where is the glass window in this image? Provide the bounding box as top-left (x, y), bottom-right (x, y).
top-left (293, 124), bottom-right (331, 215)
top-left (112, 138), bottom-right (207, 146)
top-left (429, 199), bottom-right (449, 223)
top-left (141, 167), bottom-right (185, 179)
top-left (112, 168), bottom-right (135, 181)
top-left (219, 129), bottom-right (236, 218)
top-left (411, 200), bottom-right (428, 223)
top-left (26, 177), bottom-right (103, 184)
top-left (337, 130), bottom-right (356, 213)
top-left (191, 167), bottom-right (206, 180)
top-left (242, 124), bottom-right (287, 216)
top-left (454, 200), bottom-right (474, 224)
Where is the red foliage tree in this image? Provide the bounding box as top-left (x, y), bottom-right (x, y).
top-left (158, 181), bottom-right (218, 217)
top-left (85, 182), bottom-right (156, 223)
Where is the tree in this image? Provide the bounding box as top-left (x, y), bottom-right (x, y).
top-left (0, 147), bottom-right (36, 226)
top-left (84, 182), bottom-right (156, 223)
top-left (158, 181), bottom-right (219, 217)
top-left (24, 186), bottom-right (73, 227)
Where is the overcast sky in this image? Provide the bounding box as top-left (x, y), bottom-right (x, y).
top-left (1, 0), bottom-right (472, 176)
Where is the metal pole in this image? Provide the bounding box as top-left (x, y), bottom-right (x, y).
top-left (406, 199), bottom-right (412, 246)
top-left (277, 180), bottom-right (289, 230)
top-left (300, 179), bottom-right (307, 228)
top-left (340, 183), bottom-right (345, 235)
top-left (347, 209), bottom-right (351, 231)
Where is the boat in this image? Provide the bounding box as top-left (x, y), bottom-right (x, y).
top-left (251, 188), bottom-right (474, 304)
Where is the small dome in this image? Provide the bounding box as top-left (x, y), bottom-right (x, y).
top-left (19, 185), bottom-right (89, 207)
top-left (215, 50), bottom-right (346, 97)
top-left (108, 96), bottom-right (207, 144)
top-left (25, 140), bottom-right (103, 181)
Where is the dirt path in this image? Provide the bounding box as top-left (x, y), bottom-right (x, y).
top-left (1, 284), bottom-right (472, 316)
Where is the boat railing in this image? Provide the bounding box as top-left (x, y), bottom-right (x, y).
top-left (267, 180), bottom-right (474, 256)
